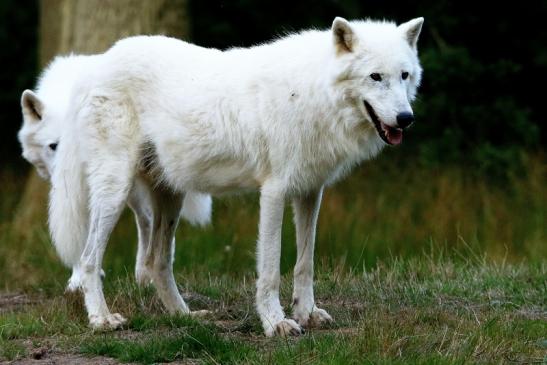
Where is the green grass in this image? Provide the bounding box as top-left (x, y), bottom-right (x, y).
top-left (0, 153), bottom-right (545, 363)
top-left (80, 319), bottom-right (253, 364)
top-left (1, 258), bottom-right (545, 364)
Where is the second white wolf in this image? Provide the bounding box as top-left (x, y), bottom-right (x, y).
top-left (21, 16), bottom-right (423, 336)
top-left (18, 54), bottom-right (213, 300)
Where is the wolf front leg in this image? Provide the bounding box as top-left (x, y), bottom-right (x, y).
top-left (291, 188), bottom-right (333, 328)
top-left (256, 182), bottom-right (303, 336)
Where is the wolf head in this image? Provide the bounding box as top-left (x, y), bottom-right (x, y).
top-left (19, 90), bottom-right (61, 179)
top-left (331, 17), bottom-right (423, 146)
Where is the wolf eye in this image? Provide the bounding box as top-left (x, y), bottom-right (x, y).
top-left (402, 72), bottom-right (409, 80)
top-left (49, 143), bottom-right (58, 151)
top-left (370, 73), bottom-right (382, 82)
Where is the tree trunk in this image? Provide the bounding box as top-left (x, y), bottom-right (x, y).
top-left (14, 0), bottom-right (189, 233)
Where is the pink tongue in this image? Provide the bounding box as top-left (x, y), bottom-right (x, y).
top-left (381, 123), bottom-right (403, 145)
top-left (387, 128), bottom-right (403, 145)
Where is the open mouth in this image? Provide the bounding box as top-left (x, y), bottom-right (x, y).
top-left (363, 101), bottom-right (403, 146)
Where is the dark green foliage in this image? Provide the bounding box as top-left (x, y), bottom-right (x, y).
top-left (0, 0), bottom-right (38, 168)
top-left (189, 0), bottom-right (546, 173)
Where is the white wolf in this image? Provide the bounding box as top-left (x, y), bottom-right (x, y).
top-left (21, 16), bottom-right (423, 336)
top-left (19, 54), bottom-right (212, 303)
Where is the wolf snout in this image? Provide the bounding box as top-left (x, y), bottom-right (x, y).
top-left (396, 112), bottom-right (414, 129)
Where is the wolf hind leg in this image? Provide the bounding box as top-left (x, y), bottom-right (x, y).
top-left (146, 187), bottom-right (193, 314)
top-left (75, 98), bottom-right (140, 329)
top-left (76, 158), bottom-right (136, 329)
top-left (128, 178), bottom-right (154, 285)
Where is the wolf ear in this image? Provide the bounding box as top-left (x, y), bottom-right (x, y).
top-left (332, 17), bottom-right (357, 54)
top-left (399, 17), bottom-right (424, 50)
top-left (21, 90), bottom-right (44, 122)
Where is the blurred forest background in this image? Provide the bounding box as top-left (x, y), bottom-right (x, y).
top-left (0, 0), bottom-right (545, 286)
top-left (2, 0), bottom-right (546, 171)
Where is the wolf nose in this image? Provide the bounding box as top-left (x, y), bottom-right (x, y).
top-left (396, 112), bottom-right (414, 129)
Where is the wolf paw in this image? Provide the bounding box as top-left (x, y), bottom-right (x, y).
top-left (294, 306), bottom-right (333, 328)
top-left (265, 319), bottom-right (304, 337)
top-left (190, 309), bottom-right (211, 318)
top-left (89, 313), bottom-right (127, 330)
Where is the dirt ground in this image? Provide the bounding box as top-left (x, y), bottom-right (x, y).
top-left (0, 293), bottom-right (124, 365)
top-left (0, 294), bottom-right (38, 315)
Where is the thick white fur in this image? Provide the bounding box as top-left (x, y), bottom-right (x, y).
top-left (48, 121), bottom-right (90, 266)
top-left (26, 17), bottom-right (423, 335)
top-left (180, 192), bottom-right (212, 227)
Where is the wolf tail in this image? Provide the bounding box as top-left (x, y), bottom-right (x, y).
top-left (181, 192), bottom-right (212, 226)
top-left (48, 127), bottom-right (89, 268)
